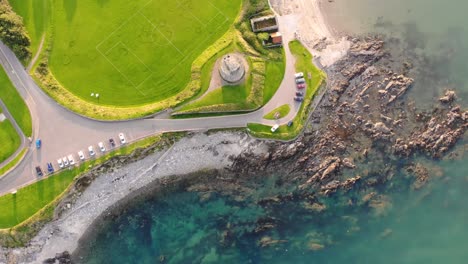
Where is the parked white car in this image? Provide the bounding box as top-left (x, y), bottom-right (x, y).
top-left (67, 155), bottom-right (75, 165)
top-left (78, 151), bottom-right (85, 161)
top-left (57, 158), bottom-right (64, 168)
top-left (63, 156), bottom-right (69, 166)
top-left (119, 133), bottom-right (126, 144)
top-left (88, 146), bottom-right (96, 156)
top-left (294, 72), bottom-right (304, 79)
top-left (98, 142), bottom-right (106, 152)
top-left (271, 124), bottom-right (279, 133)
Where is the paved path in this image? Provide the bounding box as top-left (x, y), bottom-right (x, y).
top-left (0, 13), bottom-right (303, 195)
top-left (0, 99), bottom-right (27, 169)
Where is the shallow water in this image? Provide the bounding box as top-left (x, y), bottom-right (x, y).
top-left (76, 1), bottom-right (468, 263)
top-left (323, 0), bottom-right (468, 104)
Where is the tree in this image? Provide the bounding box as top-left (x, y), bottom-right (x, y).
top-left (257, 32), bottom-right (270, 42)
top-left (0, 0), bottom-right (32, 62)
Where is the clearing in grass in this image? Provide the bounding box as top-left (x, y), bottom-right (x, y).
top-left (45, 0), bottom-right (241, 106)
top-left (263, 104), bottom-right (291, 120)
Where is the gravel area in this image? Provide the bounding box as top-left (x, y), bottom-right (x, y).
top-left (1, 132), bottom-right (267, 263)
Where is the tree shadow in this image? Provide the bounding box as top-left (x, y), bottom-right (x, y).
top-left (97, 0), bottom-right (111, 7)
top-left (63, 0), bottom-right (77, 23)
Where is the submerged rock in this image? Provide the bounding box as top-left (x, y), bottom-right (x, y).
top-left (308, 242), bottom-right (325, 251)
top-left (258, 236), bottom-right (288, 248)
top-left (439, 90), bottom-right (457, 104)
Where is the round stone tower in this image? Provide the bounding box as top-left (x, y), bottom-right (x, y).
top-left (219, 54), bottom-right (245, 84)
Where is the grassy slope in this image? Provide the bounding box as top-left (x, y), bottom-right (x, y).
top-left (263, 104), bottom-right (291, 120)
top-left (9, 0), bottom-right (50, 58)
top-left (0, 67), bottom-right (32, 136)
top-left (46, 0), bottom-right (240, 106)
top-left (180, 42), bottom-right (237, 105)
top-left (0, 120), bottom-right (20, 163)
top-left (177, 47), bottom-right (285, 114)
top-left (248, 41), bottom-right (325, 140)
top-left (0, 167), bottom-right (74, 228)
top-left (0, 134), bottom-right (165, 228)
top-left (178, 76), bottom-right (253, 112)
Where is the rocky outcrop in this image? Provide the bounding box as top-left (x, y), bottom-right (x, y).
top-left (302, 156), bottom-right (341, 186)
top-left (379, 75), bottom-right (414, 105)
top-left (439, 90), bottom-right (457, 104)
top-left (406, 163), bottom-right (430, 190)
top-left (394, 105), bottom-right (468, 158)
top-left (43, 251), bottom-right (71, 264)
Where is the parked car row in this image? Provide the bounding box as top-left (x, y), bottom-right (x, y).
top-left (294, 72), bottom-right (306, 102)
top-left (35, 133), bottom-right (127, 177)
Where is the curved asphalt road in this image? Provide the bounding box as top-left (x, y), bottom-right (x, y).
top-left (0, 13), bottom-right (303, 195)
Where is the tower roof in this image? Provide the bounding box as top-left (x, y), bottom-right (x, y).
top-left (219, 54), bottom-right (245, 83)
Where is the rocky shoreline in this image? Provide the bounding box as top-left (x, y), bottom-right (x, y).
top-left (73, 36), bottom-right (466, 262)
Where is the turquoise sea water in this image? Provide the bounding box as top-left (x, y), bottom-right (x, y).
top-left (75, 1), bottom-right (467, 263)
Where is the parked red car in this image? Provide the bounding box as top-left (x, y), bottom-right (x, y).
top-left (297, 83), bottom-right (306, 89)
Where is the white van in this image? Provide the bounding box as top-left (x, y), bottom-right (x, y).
top-left (271, 124), bottom-right (279, 132)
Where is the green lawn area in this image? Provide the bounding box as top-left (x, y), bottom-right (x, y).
top-left (9, 0), bottom-right (51, 57)
top-left (177, 75), bottom-right (254, 113)
top-left (38, 0), bottom-right (241, 107)
top-left (248, 40), bottom-right (326, 140)
top-left (0, 119), bottom-right (21, 164)
top-left (0, 166), bottom-right (75, 228)
top-left (0, 67), bottom-right (32, 137)
top-left (263, 104), bottom-right (291, 120)
top-left (0, 134), bottom-right (166, 229)
top-left (175, 42), bottom-right (285, 115)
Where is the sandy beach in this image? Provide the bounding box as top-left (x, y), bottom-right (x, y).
top-left (270, 0), bottom-right (350, 67)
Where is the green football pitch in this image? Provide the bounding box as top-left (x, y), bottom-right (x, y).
top-left (47, 0), bottom-right (241, 106)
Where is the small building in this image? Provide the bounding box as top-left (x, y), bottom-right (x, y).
top-left (270, 32), bottom-right (283, 45)
top-left (250, 15), bottom-right (279, 33)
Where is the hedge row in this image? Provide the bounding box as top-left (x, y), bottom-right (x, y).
top-left (246, 73), bottom-right (265, 107)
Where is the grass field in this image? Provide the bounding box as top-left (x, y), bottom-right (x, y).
top-left (0, 67), bottom-right (32, 137)
top-left (0, 166), bottom-right (75, 228)
top-left (41, 0), bottom-right (241, 107)
top-left (0, 119), bottom-right (21, 164)
top-left (9, 0), bottom-right (51, 58)
top-left (248, 41), bottom-right (326, 140)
